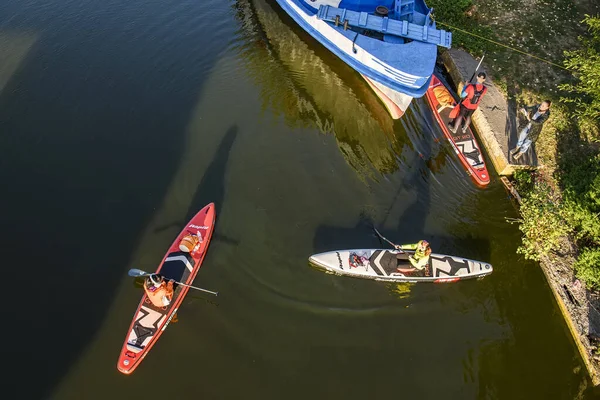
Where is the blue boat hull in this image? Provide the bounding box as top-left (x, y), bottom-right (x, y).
top-left (274, 0), bottom-right (439, 97)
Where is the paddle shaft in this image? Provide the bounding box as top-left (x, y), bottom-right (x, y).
top-left (373, 227), bottom-right (403, 251)
top-left (468, 54), bottom-right (485, 83)
top-left (461, 54), bottom-right (485, 97)
top-left (130, 269), bottom-right (218, 296)
top-left (176, 281), bottom-right (218, 296)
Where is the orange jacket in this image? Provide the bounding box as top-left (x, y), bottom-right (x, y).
top-left (460, 83), bottom-right (487, 110)
top-left (143, 280), bottom-right (174, 307)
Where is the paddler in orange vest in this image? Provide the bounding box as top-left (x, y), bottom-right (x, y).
top-left (450, 72), bottom-right (488, 134)
top-left (143, 274), bottom-right (174, 307)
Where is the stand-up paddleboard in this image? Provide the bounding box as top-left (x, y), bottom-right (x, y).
top-left (117, 203), bottom-right (216, 374)
top-left (425, 74), bottom-right (490, 186)
top-left (309, 249), bottom-right (492, 283)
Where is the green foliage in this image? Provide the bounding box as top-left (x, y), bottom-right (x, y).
top-left (516, 153), bottom-right (600, 286)
top-left (574, 248), bottom-right (600, 290)
top-left (559, 144), bottom-right (600, 244)
top-left (545, 114), bottom-right (600, 289)
top-left (559, 15), bottom-right (600, 142)
top-left (516, 179), bottom-right (573, 261)
top-left (512, 169), bottom-right (534, 194)
top-left (567, 200), bottom-right (600, 245)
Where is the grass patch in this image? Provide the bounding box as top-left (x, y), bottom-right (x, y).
top-left (432, 0), bottom-right (596, 98)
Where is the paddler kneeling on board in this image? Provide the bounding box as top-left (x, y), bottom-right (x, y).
top-left (143, 274), bottom-right (175, 307)
top-left (394, 240), bottom-right (432, 276)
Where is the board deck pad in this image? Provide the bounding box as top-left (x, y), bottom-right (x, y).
top-left (125, 252), bottom-right (193, 351)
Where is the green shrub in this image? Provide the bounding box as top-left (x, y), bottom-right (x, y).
top-left (516, 179), bottom-right (573, 261)
top-left (574, 248), bottom-right (600, 290)
top-left (559, 15), bottom-right (600, 142)
top-left (565, 200), bottom-right (600, 244)
top-left (560, 148), bottom-right (600, 245)
top-left (512, 169), bottom-right (534, 194)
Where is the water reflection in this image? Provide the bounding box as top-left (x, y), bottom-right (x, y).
top-left (232, 0), bottom-right (414, 181)
top-left (0, 32), bottom-right (37, 96)
top-left (389, 282), bottom-right (414, 299)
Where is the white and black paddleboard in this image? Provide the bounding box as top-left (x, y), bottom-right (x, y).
top-left (309, 249), bottom-right (493, 283)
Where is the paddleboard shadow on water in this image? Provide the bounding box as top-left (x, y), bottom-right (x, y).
top-left (185, 126), bottom-right (238, 221)
top-left (153, 125), bottom-right (240, 243)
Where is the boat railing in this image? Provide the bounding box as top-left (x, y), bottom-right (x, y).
top-left (425, 8), bottom-right (434, 25)
top-left (316, 5), bottom-right (452, 48)
top-left (394, 0), bottom-right (415, 22)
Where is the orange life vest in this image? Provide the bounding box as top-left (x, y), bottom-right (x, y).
top-left (433, 85), bottom-right (455, 107)
top-left (143, 280), bottom-right (174, 307)
top-left (179, 233), bottom-right (202, 253)
top-left (460, 83), bottom-right (487, 110)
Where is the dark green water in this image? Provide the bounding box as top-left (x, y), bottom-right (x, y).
top-left (0, 0), bottom-right (593, 398)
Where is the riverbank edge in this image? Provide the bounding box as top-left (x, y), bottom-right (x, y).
top-left (438, 48), bottom-right (600, 387)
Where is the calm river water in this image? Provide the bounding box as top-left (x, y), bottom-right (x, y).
top-left (0, 0), bottom-right (593, 398)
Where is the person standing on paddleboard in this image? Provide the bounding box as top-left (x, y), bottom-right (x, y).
top-left (144, 274), bottom-right (174, 307)
top-left (450, 72), bottom-right (488, 134)
top-left (394, 240), bottom-right (432, 276)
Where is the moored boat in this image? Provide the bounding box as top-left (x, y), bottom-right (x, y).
top-left (273, 0), bottom-right (452, 104)
top-left (361, 74), bottom-right (412, 119)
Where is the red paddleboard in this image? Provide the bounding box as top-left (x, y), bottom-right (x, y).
top-left (425, 75), bottom-right (490, 186)
top-left (116, 203), bottom-right (216, 374)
